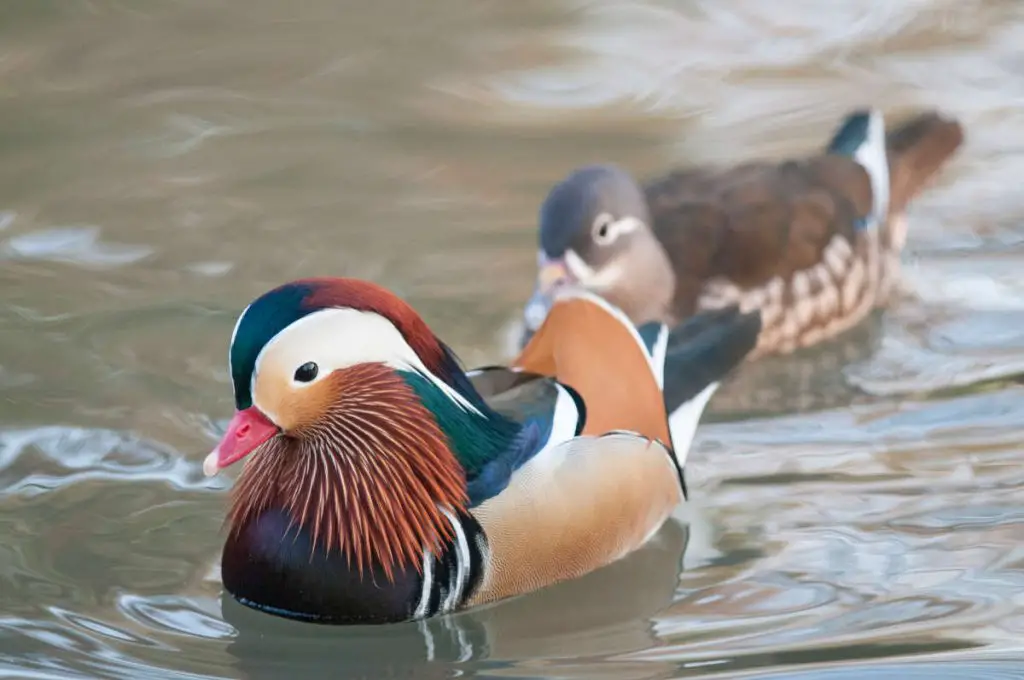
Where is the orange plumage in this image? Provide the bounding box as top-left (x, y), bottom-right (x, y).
top-left (513, 295), bottom-right (672, 447)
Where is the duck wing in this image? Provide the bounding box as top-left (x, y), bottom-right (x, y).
top-left (646, 109), bottom-right (962, 355)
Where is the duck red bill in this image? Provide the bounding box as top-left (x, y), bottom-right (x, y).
top-left (203, 406), bottom-right (279, 477)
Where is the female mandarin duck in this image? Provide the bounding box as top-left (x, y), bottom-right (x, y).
top-left (203, 277), bottom-right (759, 625)
top-left (520, 108), bottom-right (964, 359)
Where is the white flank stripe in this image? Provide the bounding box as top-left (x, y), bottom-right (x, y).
top-left (413, 549), bottom-right (434, 620)
top-left (438, 506), bottom-right (470, 614)
top-left (551, 383), bottom-right (583, 440)
top-left (526, 383), bottom-right (587, 475)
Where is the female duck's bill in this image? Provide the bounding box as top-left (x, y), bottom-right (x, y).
top-left (204, 277), bottom-right (758, 624)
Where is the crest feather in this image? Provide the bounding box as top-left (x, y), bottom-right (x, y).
top-left (229, 277), bottom-right (447, 409)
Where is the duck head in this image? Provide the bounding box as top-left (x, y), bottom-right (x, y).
top-left (205, 277), bottom-right (517, 580)
top-left (522, 164), bottom-right (675, 346)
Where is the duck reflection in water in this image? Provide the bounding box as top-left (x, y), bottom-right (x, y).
top-left (220, 518), bottom-right (689, 678)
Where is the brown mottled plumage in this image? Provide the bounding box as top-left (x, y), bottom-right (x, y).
top-left (523, 109), bottom-right (964, 359)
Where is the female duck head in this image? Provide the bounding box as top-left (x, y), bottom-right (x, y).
top-left (204, 277), bottom-right (503, 580)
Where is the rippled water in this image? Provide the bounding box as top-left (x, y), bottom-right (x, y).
top-left (2, 1), bottom-right (1024, 678)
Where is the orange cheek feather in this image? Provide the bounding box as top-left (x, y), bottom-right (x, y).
top-left (251, 357), bottom-right (336, 432)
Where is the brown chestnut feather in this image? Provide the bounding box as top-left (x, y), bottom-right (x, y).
top-left (226, 363), bottom-right (468, 582)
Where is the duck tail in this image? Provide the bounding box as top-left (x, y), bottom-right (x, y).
top-left (826, 108), bottom-right (890, 229)
top-left (884, 110), bottom-right (965, 215)
top-left (659, 306), bottom-right (761, 470)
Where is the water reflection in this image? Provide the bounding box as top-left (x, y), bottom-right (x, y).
top-left (2, 226), bottom-right (153, 269)
top-left (222, 521), bottom-right (687, 679)
top-left (2, 0), bottom-right (1024, 678)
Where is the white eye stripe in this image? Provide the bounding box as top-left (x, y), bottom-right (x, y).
top-left (592, 213), bottom-right (615, 244)
top-left (249, 307), bottom-right (483, 417)
top-left (592, 213), bottom-right (642, 246)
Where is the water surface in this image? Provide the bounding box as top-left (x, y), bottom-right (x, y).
top-left (2, 1), bottom-right (1024, 678)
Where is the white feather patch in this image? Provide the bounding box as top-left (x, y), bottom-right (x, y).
top-left (650, 324), bottom-right (669, 391)
top-left (438, 506), bottom-right (470, 614)
top-left (523, 382), bottom-right (587, 475)
top-left (413, 549), bottom-right (434, 619)
top-left (564, 249), bottom-right (626, 291)
top-left (855, 109), bottom-right (890, 229)
top-left (667, 382), bottom-right (719, 470)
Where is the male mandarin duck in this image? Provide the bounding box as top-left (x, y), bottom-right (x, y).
top-left (202, 277), bottom-right (759, 625)
top-left (520, 108), bottom-right (964, 359)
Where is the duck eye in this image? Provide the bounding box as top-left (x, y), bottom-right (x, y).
top-left (293, 362), bottom-right (319, 383)
top-left (592, 213), bottom-right (616, 245)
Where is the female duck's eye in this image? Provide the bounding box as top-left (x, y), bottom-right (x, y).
top-left (592, 213), bottom-right (616, 245)
top-left (293, 362), bottom-right (319, 383)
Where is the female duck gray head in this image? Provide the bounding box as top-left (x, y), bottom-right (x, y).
top-left (521, 164), bottom-right (675, 346)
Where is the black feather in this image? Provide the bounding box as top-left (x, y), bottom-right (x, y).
top-left (662, 306), bottom-right (762, 416)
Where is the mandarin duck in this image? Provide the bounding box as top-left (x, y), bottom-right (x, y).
top-left (203, 277), bottom-right (759, 624)
top-left (520, 108), bottom-right (964, 359)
